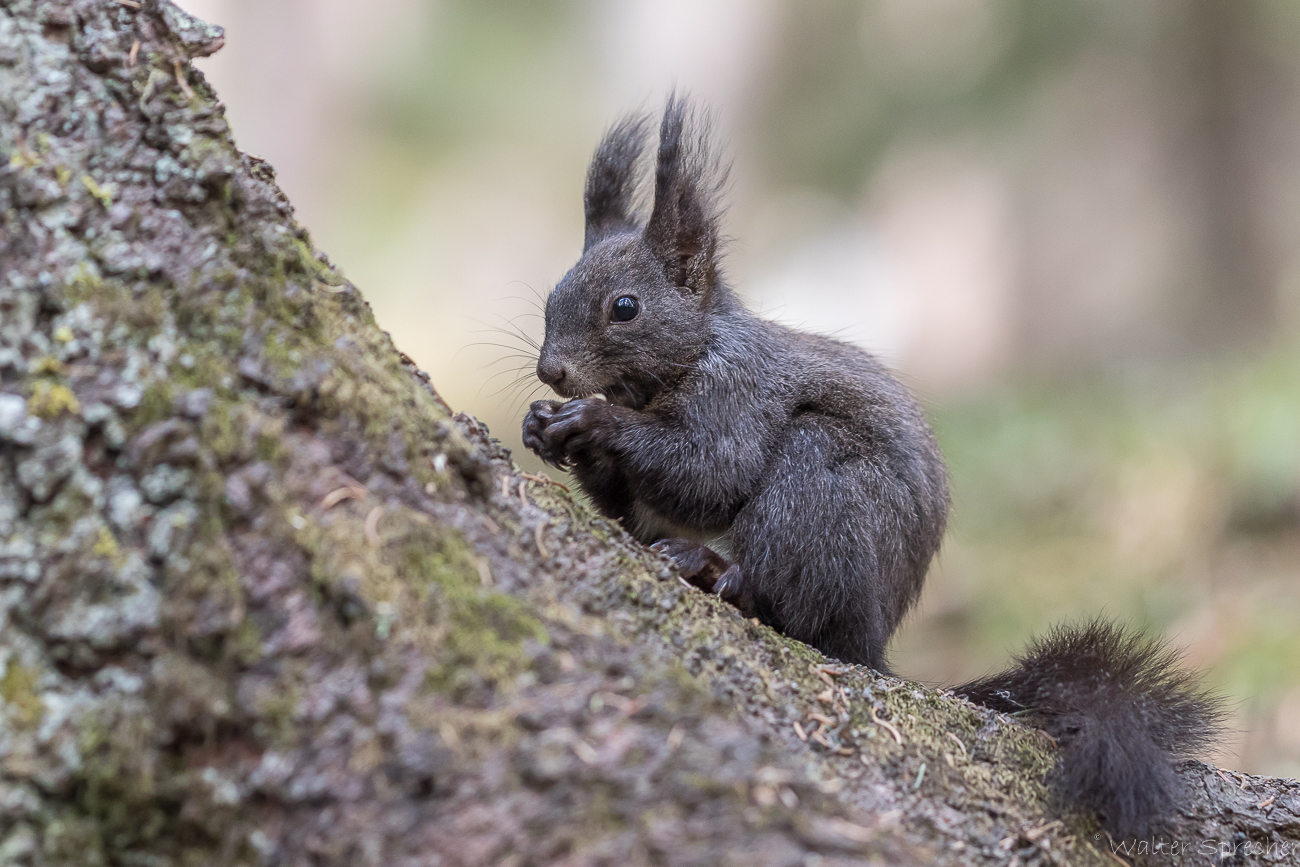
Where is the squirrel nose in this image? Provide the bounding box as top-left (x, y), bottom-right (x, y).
top-left (537, 359), bottom-right (567, 388)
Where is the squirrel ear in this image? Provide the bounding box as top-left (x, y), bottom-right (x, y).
top-left (644, 94), bottom-right (725, 294)
top-left (583, 113), bottom-right (651, 252)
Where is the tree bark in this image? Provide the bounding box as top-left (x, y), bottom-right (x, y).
top-left (0, 2), bottom-right (1297, 865)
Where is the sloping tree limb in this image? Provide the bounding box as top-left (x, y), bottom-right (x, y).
top-left (0, 2), bottom-right (1297, 865)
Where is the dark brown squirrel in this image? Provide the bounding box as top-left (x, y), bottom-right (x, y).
top-left (521, 96), bottom-right (1224, 839)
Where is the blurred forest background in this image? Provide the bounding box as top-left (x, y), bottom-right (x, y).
top-left (178, 0), bottom-right (1300, 777)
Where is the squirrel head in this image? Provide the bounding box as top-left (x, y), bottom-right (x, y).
top-left (537, 96), bottom-right (729, 409)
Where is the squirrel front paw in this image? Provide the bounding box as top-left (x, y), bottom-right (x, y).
top-left (522, 397), bottom-right (613, 469)
top-left (522, 399), bottom-right (565, 466)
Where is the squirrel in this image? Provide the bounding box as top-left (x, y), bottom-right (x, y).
top-left (521, 96), bottom-right (1224, 839)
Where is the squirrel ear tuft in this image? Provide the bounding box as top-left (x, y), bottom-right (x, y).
top-left (644, 94), bottom-right (726, 294)
top-left (583, 113), bottom-right (651, 252)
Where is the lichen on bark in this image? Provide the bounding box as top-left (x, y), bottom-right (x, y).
top-left (1, 2), bottom-right (1298, 866)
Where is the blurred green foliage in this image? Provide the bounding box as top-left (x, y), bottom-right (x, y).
top-left (372, 1), bottom-right (585, 150)
top-left (896, 343), bottom-right (1300, 774)
top-left (756, 0), bottom-right (1099, 194)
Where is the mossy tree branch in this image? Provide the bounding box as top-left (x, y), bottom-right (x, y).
top-left (0, 2), bottom-right (1296, 865)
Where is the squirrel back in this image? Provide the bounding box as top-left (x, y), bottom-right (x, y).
top-left (522, 95), bottom-right (1225, 841)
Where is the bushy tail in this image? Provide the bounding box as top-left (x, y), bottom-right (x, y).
top-left (954, 620), bottom-right (1226, 839)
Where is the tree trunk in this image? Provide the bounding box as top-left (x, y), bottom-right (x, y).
top-left (1, 2), bottom-right (1296, 865)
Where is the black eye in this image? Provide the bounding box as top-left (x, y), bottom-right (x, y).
top-left (610, 295), bottom-right (639, 322)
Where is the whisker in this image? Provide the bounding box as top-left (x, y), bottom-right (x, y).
top-left (502, 371), bottom-right (545, 399)
top-left (507, 381), bottom-right (550, 419)
top-left (457, 340), bottom-right (539, 359)
top-left (456, 335), bottom-right (536, 360)
top-left (500, 294), bottom-right (546, 316)
top-left (502, 313), bottom-right (543, 341)
top-left (481, 354), bottom-right (540, 369)
top-left (481, 366), bottom-right (536, 390)
top-left (497, 324), bottom-right (542, 353)
top-left (486, 374), bottom-right (541, 400)
top-left (466, 318), bottom-right (543, 352)
top-left (516, 281), bottom-right (549, 308)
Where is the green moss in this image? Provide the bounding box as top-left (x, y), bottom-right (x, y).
top-left (231, 617), bottom-right (264, 665)
top-left (39, 816), bottom-right (109, 866)
top-left (400, 527), bottom-right (546, 693)
top-left (75, 709), bottom-right (169, 847)
top-left (30, 355), bottom-right (63, 376)
top-left (129, 288), bottom-right (168, 330)
top-left (259, 681), bottom-right (303, 745)
top-left (27, 381), bottom-right (80, 418)
top-left (59, 262), bottom-right (104, 305)
top-left (134, 381), bottom-right (173, 427)
top-left (91, 526), bottom-right (126, 570)
top-left (7, 144), bottom-right (40, 169)
top-left (1013, 742), bottom-right (1047, 773)
top-left (178, 351), bottom-right (229, 392)
top-left (254, 416), bottom-right (285, 463)
top-left (1, 662), bottom-right (43, 728)
top-left (201, 399), bottom-right (244, 463)
top-left (81, 174), bottom-right (113, 208)
top-left (286, 236), bottom-right (318, 278)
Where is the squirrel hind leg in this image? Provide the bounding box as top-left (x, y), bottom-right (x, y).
top-left (728, 423), bottom-right (911, 671)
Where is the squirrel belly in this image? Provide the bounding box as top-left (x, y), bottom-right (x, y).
top-left (521, 94), bottom-right (1225, 841)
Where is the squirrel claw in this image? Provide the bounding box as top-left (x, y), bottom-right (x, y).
top-left (522, 400), bottom-right (566, 466)
top-left (714, 564), bottom-right (744, 602)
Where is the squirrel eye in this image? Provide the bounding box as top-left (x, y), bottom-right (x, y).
top-left (610, 295), bottom-right (639, 322)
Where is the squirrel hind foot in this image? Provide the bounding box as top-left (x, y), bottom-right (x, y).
top-left (650, 539), bottom-right (756, 618)
top-left (651, 538), bottom-right (730, 592)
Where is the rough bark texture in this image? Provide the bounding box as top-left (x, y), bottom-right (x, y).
top-left (1, 2), bottom-right (1298, 865)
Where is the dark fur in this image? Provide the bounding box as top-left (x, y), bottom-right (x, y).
top-left (526, 97), bottom-right (947, 670)
top-left (522, 96), bottom-right (1223, 838)
top-left (955, 620), bottom-right (1225, 839)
